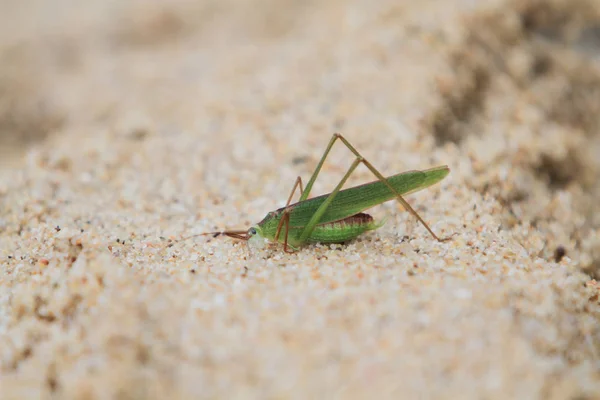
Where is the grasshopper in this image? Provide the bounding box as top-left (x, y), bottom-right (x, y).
top-left (181, 134), bottom-right (451, 252)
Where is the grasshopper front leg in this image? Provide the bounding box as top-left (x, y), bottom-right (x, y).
top-left (274, 176), bottom-right (304, 246)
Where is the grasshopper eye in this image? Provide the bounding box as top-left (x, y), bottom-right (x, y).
top-left (249, 228), bottom-right (257, 236)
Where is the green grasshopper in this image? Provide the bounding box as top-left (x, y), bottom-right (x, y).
top-left (182, 134), bottom-right (451, 252)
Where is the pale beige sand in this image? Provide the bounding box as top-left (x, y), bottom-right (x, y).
top-left (2, 0), bottom-right (600, 398)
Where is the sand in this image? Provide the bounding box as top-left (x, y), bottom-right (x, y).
top-left (1, 0), bottom-right (600, 398)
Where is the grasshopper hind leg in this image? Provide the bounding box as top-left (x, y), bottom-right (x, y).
top-left (299, 133), bottom-right (452, 243)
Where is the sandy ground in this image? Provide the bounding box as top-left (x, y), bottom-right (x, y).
top-left (1, 0), bottom-right (600, 398)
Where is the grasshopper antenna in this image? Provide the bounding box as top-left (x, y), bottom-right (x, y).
top-left (166, 230), bottom-right (250, 248)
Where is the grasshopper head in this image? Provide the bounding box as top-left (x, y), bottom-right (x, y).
top-left (247, 225), bottom-right (267, 249)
